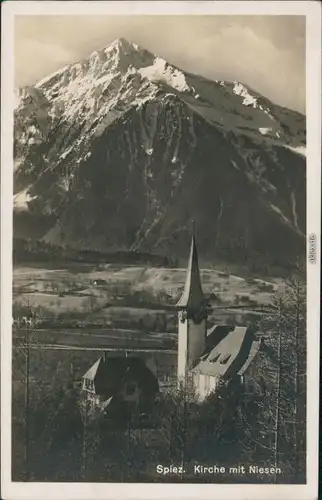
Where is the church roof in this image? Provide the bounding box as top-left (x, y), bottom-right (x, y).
top-left (176, 229), bottom-right (205, 309)
top-left (192, 325), bottom-right (260, 378)
top-left (83, 357), bottom-right (102, 381)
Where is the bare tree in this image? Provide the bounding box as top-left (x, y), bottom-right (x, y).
top-left (12, 300), bottom-right (83, 481)
top-left (270, 290), bottom-right (286, 480)
top-left (265, 272), bottom-right (306, 482)
top-left (12, 300), bottom-right (34, 480)
top-left (228, 270), bottom-right (306, 483)
top-left (280, 273), bottom-right (306, 481)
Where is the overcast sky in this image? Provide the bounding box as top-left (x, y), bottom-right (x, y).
top-left (15, 15), bottom-right (305, 113)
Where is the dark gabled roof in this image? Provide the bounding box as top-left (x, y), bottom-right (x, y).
top-left (176, 231), bottom-right (205, 310)
top-left (83, 355), bottom-right (159, 397)
top-left (192, 325), bottom-right (260, 378)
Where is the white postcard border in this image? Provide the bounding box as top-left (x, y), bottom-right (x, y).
top-left (1, 2), bottom-right (321, 500)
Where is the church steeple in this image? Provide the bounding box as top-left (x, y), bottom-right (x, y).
top-left (176, 221), bottom-right (205, 315)
top-left (176, 222), bottom-right (207, 382)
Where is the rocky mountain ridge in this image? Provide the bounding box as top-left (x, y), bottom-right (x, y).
top-left (14, 37), bottom-right (306, 268)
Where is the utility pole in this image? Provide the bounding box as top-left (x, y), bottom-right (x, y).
top-left (24, 304), bottom-right (31, 481)
top-left (127, 409), bottom-right (132, 479)
top-left (82, 401), bottom-right (88, 480)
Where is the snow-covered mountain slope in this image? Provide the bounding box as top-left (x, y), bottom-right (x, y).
top-left (14, 37), bottom-right (306, 267)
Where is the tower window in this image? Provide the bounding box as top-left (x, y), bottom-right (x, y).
top-left (84, 378), bottom-right (94, 391)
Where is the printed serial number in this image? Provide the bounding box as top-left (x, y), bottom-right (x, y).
top-left (308, 233), bottom-right (317, 264)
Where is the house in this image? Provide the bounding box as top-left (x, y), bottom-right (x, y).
top-left (82, 353), bottom-right (159, 415)
top-left (176, 225), bottom-right (262, 401)
top-left (92, 279), bottom-right (107, 286)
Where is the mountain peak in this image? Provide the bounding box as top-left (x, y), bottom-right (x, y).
top-left (112, 37), bottom-right (138, 49)
top-left (100, 36), bottom-right (154, 60)
top-left (26, 37), bottom-right (305, 151)
top-left (82, 36), bottom-right (156, 76)
top-left (101, 36), bottom-right (139, 56)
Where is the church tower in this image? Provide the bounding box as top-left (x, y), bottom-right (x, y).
top-left (176, 223), bottom-right (207, 383)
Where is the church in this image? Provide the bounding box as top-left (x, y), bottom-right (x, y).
top-left (81, 226), bottom-right (262, 410)
top-left (175, 227), bottom-right (261, 401)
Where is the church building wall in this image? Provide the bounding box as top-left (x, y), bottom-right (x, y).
top-left (177, 317), bottom-right (206, 381)
top-left (177, 318), bottom-right (188, 380)
top-left (193, 373), bottom-right (218, 401)
top-left (187, 318), bottom-right (206, 368)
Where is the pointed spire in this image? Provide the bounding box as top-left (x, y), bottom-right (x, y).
top-left (176, 221), bottom-right (205, 311)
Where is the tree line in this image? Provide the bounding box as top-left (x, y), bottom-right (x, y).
top-left (13, 237), bottom-right (179, 267)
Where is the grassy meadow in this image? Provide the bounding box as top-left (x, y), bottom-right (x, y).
top-left (13, 261), bottom-right (279, 327)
